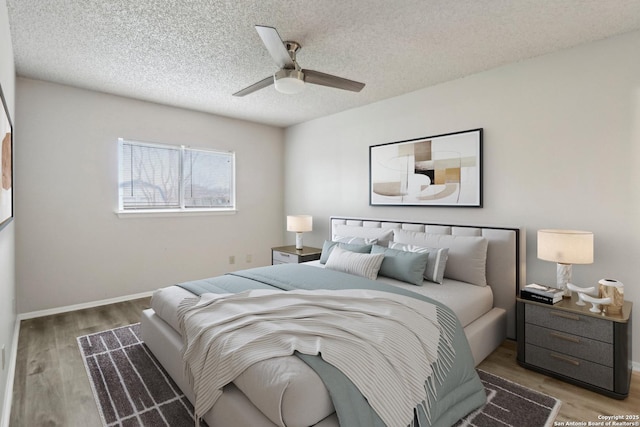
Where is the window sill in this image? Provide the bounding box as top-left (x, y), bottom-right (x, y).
top-left (115, 209), bottom-right (237, 219)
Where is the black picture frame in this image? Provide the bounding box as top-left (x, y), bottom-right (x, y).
top-left (0, 83), bottom-right (13, 230)
top-left (369, 128), bottom-right (482, 207)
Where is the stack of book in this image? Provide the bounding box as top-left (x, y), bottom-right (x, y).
top-left (520, 283), bottom-right (564, 304)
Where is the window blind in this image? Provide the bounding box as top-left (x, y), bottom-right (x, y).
top-left (118, 139), bottom-right (235, 211)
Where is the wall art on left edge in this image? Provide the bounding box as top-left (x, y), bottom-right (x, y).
top-left (0, 83), bottom-right (13, 229)
top-left (370, 128), bottom-right (482, 207)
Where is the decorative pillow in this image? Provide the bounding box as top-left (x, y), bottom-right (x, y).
top-left (325, 246), bottom-right (384, 280)
top-left (393, 229), bottom-right (488, 286)
top-left (388, 242), bottom-right (449, 284)
top-left (334, 236), bottom-right (378, 245)
top-left (370, 245), bottom-right (430, 286)
top-left (333, 225), bottom-right (394, 247)
top-left (319, 240), bottom-right (373, 264)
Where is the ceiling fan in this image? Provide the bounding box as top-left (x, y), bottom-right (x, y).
top-left (233, 25), bottom-right (365, 97)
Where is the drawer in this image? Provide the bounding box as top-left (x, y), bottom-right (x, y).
top-left (525, 304), bottom-right (612, 343)
top-left (525, 343), bottom-right (613, 390)
top-left (272, 250), bottom-right (299, 264)
top-left (525, 324), bottom-right (613, 367)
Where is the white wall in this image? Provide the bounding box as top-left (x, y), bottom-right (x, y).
top-left (15, 78), bottom-right (285, 313)
top-left (285, 30), bottom-right (640, 364)
top-left (0, 0), bottom-right (15, 422)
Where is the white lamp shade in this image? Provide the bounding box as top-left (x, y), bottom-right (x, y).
top-left (537, 229), bottom-right (594, 264)
top-left (287, 215), bottom-right (313, 232)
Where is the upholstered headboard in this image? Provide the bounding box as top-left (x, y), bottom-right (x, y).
top-left (330, 216), bottom-right (524, 339)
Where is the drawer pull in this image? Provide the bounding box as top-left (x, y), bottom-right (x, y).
top-left (550, 352), bottom-right (580, 366)
top-left (550, 311), bottom-right (581, 321)
top-left (550, 332), bottom-right (581, 344)
top-left (280, 253), bottom-right (290, 257)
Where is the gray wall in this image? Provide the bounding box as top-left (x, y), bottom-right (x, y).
top-left (15, 78), bottom-right (285, 313)
top-left (284, 30), bottom-right (640, 365)
top-left (0, 0), bottom-right (15, 422)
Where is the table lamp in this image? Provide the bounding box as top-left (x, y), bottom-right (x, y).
top-left (537, 229), bottom-right (594, 296)
top-left (287, 215), bottom-right (312, 250)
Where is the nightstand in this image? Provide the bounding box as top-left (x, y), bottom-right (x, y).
top-left (272, 245), bottom-right (322, 265)
top-left (517, 294), bottom-right (632, 399)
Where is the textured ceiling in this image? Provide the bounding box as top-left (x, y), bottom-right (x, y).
top-left (6, 0), bottom-right (640, 127)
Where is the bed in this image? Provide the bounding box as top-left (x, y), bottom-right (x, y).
top-left (140, 216), bottom-right (523, 427)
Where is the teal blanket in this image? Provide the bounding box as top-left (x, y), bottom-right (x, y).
top-left (177, 264), bottom-right (486, 427)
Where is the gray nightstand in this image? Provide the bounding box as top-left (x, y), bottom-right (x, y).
top-left (517, 295), bottom-right (632, 399)
top-left (271, 245), bottom-right (322, 265)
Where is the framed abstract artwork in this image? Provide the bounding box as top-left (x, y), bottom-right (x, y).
top-left (370, 128), bottom-right (482, 207)
top-left (0, 83), bottom-right (13, 229)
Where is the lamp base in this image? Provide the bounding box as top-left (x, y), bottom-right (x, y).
top-left (557, 263), bottom-right (572, 297)
top-left (295, 233), bottom-right (303, 250)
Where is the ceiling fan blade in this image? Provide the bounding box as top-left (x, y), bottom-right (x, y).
top-left (255, 25), bottom-right (294, 69)
top-left (303, 69), bottom-right (365, 92)
top-left (232, 75), bottom-right (274, 97)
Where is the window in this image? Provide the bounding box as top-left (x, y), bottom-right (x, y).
top-left (118, 138), bottom-right (235, 213)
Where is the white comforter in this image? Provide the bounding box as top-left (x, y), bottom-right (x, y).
top-left (178, 288), bottom-right (457, 427)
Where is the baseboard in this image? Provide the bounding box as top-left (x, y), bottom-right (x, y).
top-left (17, 291), bottom-right (154, 321)
top-left (0, 318), bottom-right (20, 427)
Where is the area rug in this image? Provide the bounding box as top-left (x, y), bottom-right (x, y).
top-left (78, 323), bottom-right (561, 427)
top-left (454, 370), bottom-right (561, 427)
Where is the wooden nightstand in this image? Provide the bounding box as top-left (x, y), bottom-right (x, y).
top-left (271, 245), bottom-right (322, 265)
top-left (517, 294), bottom-right (632, 399)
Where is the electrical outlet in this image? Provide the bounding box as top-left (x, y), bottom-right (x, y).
top-left (246, 254), bottom-right (252, 263)
top-left (229, 255), bottom-right (235, 265)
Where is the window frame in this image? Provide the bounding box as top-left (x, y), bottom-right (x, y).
top-left (117, 138), bottom-right (236, 216)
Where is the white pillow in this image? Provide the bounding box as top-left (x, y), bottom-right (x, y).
top-left (334, 236), bottom-right (378, 245)
top-left (388, 242), bottom-right (448, 284)
top-left (393, 229), bottom-right (488, 286)
top-left (325, 246), bottom-right (385, 280)
top-left (333, 225), bottom-right (394, 246)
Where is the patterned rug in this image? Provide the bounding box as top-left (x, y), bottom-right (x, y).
top-left (455, 370), bottom-right (561, 427)
top-left (78, 323), bottom-right (561, 427)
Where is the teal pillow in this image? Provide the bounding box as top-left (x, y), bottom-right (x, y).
top-left (370, 245), bottom-right (430, 286)
top-left (388, 242), bottom-right (449, 284)
top-left (319, 240), bottom-right (373, 264)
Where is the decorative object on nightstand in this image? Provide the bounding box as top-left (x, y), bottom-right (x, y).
top-left (566, 283), bottom-right (596, 306)
top-left (272, 245), bottom-right (322, 265)
top-left (520, 283), bottom-right (564, 305)
top-left (287, 215), bottom-right (313, 250)
top-left (579, 293), bottom-right (611, 313)
top-left (598, 278), bottom-right (624, 315)
top-left (537, 229), bottom-right (594, 297)
top-left (517, 295), bottom-right (632, 399)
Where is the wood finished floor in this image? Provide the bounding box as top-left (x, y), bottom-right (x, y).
top-left (9, 298), bottom-right (640, 426)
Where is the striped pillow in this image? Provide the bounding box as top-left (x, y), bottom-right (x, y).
top-left (325, 246), bottom-right (385, 280)
top-left (388, 242), bottom-right (449, 284)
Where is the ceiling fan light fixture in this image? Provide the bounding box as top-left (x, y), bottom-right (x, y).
top-left (274, 69), bottom-right (305, 94)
